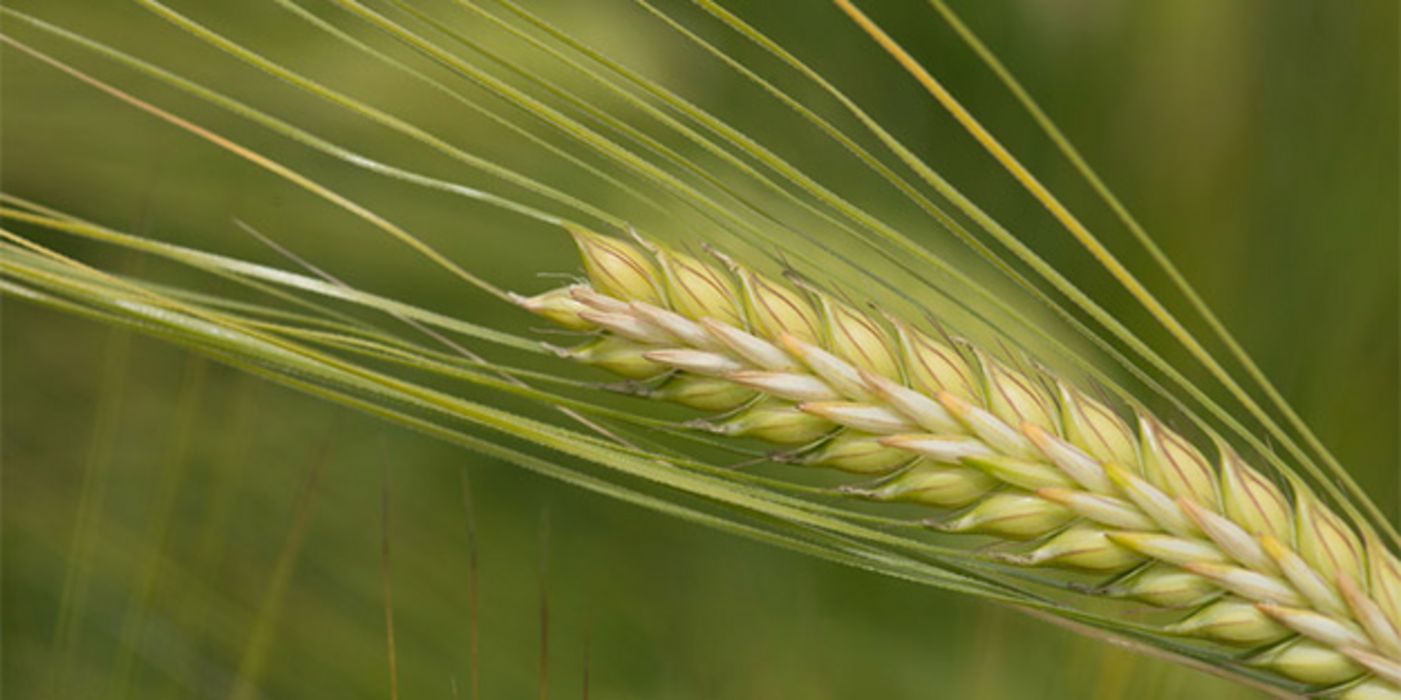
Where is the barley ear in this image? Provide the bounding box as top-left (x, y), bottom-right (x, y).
top-left (517, 230), bottom-right (1401, 695)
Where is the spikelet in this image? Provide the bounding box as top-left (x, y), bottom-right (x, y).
top-left (518, 228), bottom-right (1401, 697)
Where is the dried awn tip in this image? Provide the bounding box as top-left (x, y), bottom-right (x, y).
top-left (516, 228), bottom-right (1401, 697)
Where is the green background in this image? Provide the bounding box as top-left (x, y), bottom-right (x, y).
top-left (3, 0), bottom-right (1397, 697)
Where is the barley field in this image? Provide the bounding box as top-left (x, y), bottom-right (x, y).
top-left (3, 1), bottom-right (1397, 698)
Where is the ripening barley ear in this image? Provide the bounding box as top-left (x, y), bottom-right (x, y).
top-left (513, 227), bottom-right (1401, 698)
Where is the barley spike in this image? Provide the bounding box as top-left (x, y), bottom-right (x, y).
top-left (515, 227), bottom-right (1401, 698)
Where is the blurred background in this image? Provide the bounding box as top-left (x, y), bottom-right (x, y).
top-left (3, 0), bottom-right (1396, 697)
